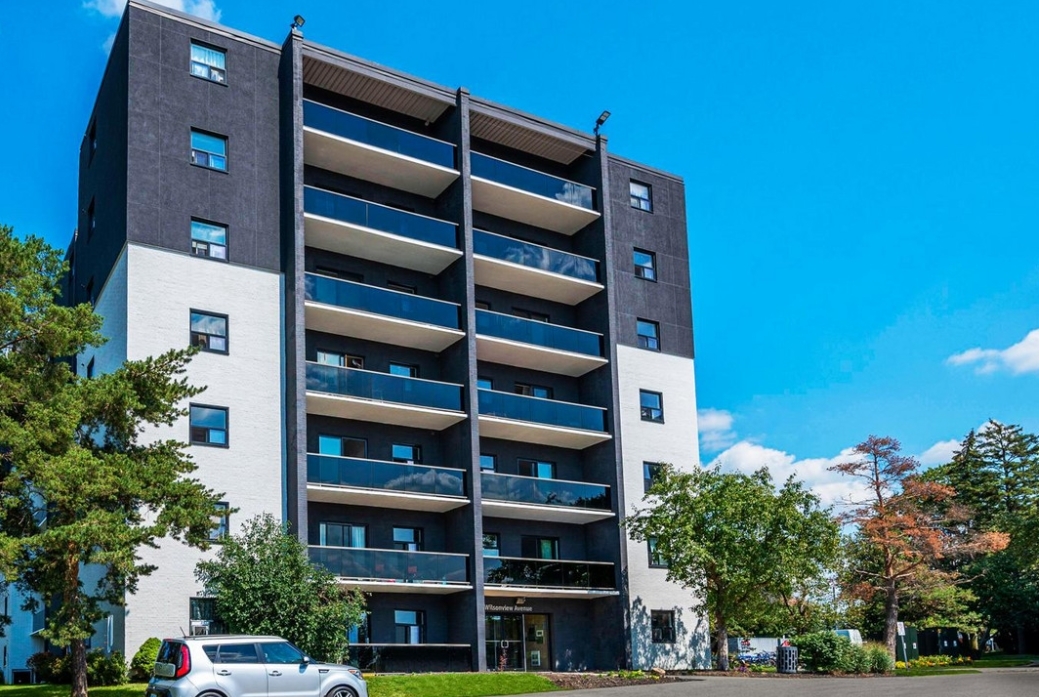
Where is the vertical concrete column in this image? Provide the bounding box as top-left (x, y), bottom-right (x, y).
top-left (278, 29), bottom-right (308, 539)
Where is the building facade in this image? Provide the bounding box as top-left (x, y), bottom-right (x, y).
top-left (0, 0), bottom-right (707, 678)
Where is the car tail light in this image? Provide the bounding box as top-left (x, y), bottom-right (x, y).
top-left (174, 644), bottom-right (191, 679)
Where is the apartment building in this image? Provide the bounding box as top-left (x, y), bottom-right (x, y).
top-left (0, 0), bottom-right (707, 678)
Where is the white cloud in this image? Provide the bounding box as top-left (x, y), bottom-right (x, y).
top-left (947, 329), bottom-right (1039, 375)
top-left (85, 0), bottom-right (222, 21)
top-left (697, 408), bottom-right (737, 453)
top-left (917, 438), bottom-right (959, 467)
top-left (707, 441), bottom-right (869, 508)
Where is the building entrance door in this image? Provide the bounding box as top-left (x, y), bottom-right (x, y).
top-left (485, 614), bottom-right (551, 671)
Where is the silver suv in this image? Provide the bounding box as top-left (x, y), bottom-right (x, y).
top-left (147, 635), bottom-right (367, 697)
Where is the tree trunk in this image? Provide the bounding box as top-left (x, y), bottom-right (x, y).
top-left (883, 582), bottom-right (899, 658)
top-left (715, 614), bottom-right (729, 671)
top-left (70, 638), bottom-right (88, 697)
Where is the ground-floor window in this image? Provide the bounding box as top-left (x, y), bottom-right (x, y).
top-left (395, 609), bottom-right (425, 644)
top-left (651, 610), bottom-right (675, 643)
top-left (190, 597), bottom-right (226, 635)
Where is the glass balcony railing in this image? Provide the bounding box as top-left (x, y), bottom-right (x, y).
top-left (483, 557), bottom-right (614, 590)
top-left (475, 310), bottom-right (602, 357)
top-left (473, 229), bottom-right (598, 282)
top-left (481, 472), bottom-right (609, 510)
top-left (307, 363), bottom-right (463, 412)
top-left (310, 546), bottom-right (469, 585)
top-left (305, 187), bottom-right (458, 249)
top-left (303, 100), bottom-right (455, 169)
top-left (305, 273), bottom-right (460, 329)
top-left (308, 454), bottom-right (465, 498)
top-left (478, 389), bottom-right (606, 432)
top-left (471, 152), bottom-right (594, 210)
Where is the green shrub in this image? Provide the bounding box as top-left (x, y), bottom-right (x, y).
top-left (793, 631), bottom-right (854, 673)
top-left (131, 638), bottom-right (162, 681)
top-left (842, 643), bottom-right (871, 674)
top-left (27, 651), bottom-right (71, 683)
top-left (86, 650), bottom-right (128, 686)
top-left (866, 643), bottom-right (894, 673)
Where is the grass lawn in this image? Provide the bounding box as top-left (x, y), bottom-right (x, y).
top-left (0, 675), bottom-right (559, 697)
top-left (974, 653), bottom-right (1038, 668)
top-left (0, 685), bottom-right (148, 697)
top-left (368, 673), bottom-right (559, 697)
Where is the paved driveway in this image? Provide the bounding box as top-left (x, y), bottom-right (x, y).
top-left (521, 668), bottom-right (1039, 697)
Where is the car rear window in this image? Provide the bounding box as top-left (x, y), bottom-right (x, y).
top-left (202, 645), bottom-right (218, 661)
top-left (154, 641), bottom-right (186, 677)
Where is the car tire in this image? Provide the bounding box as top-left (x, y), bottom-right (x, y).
top-left (326, 686), bottom-right (358, 697)
top-left (197, 691), bottom-right (225, 697)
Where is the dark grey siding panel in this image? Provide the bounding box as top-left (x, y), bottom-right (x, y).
top-left (607, 159), bottom-right (693, 359)
top-left (124, 6), bottom-right (281, 271)
top-left (73, 14), bottom-right (130, 306)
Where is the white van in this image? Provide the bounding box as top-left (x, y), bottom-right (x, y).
top-left (834, 629), bottom-right (863, 646)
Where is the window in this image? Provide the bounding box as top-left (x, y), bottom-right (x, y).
top-left (515, 382), bottom-right (553, 399)
top-left (191, 220), bottom-right (228, 261)
top-left (348, 613), bottom-right (370, 644)
top-left (475, 301), bottom-right (491, 310)
top-left (317, 351), bottom-right (364, 369)
top-left (387, 281), bottom-right (416, 294)
top-left (630, 181), bottom-right (653, 212)
top-left (513, 308), bottom-right (549, 322)
top-left (477, 377), bottom-right (494, 390)
top-left (518, 459), bottom-right (555, 479)
top-left (392, 443), bottom-right (421, 464)
top-left (190, 310), bottom-right (228, 354)
top-left (389, 363), bottom-right (418, 378)
top-left (87, 199), bottom-right (96, 241)
top-left (522, 535), bottom-right (559, 560)
top-left (210, 502), bottom-right (230, 541)
top-left (648, 538), bottom-right (667, 567)
top-left (190, 405), bottom-right (228, 446)
top-left (651, 610), bottom-right (675, 643)
top-left (86, 357), bottom-right (95, 379)
top-left (479, 454), bottom-right (497, 472)
top-left (643, 462), bottom-right (662, 492)
top-left (261, 642), bottom-right (305, 664)
top-left (189, 597), bottom-right (225, 635)
top-left (394, 610), bottom-right (425, 644)
top-left (637, 319), bottom-right (660, 351)
top-left (190, 41), bottom-right (226, 83)
top-left (88, 120), bottom-right (98, 160)
top-left (215, 643), bottom-right (260, 664)
top-left (85, 277), bottom-right (95, 305)
top-left (640, 390), bottom-right (664, 423)
top-left (319, 522), bottom-right (366, 548)
top-left (393, 527), bottom-right (423, 551)
top-left (190, 129), bottom-right (227, 171)
top-left (318, 435), bottom-right (366, 459)
top-left (483, 533), bottom-right (500, 557)
top-left (633, 248), bottom-right (657, 281)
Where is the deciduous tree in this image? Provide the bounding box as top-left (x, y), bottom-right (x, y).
top-left (195, 513), bottom-right (367, 662)
top-left (0, 226), bottom-right (222, 697)
top-left (830, 436), bottom-right (1008, 657)
top-left (626, 465), bottom-right (840, 670)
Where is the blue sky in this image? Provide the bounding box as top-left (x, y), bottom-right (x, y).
top-left (3, 1), bottom-right (1038, 502)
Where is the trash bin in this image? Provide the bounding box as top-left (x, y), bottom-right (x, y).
top-left (777, 645), bottom-right (798, 674)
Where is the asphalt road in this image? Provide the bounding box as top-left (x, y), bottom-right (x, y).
top-left (523, 668), bottom-right (1039, 697)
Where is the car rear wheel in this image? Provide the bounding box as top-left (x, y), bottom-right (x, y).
top-left (326, 686), bottom-right (358, 697)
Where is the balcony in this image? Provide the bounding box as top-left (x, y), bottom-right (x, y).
top-left (474, 310), bottom-right (606, 377)
top-left (303, 100), bottom-right (459, 197)
top-left (477, 389), bottom-right (610, 449)
top-left (304, 273), bottom-right (464, 352)
top-left (470, 153), bottom-right (599, 235)
top-left (306, 362), bottom-right (465, 430)
top-left (307, 454), bottom-right (468, 512)
top-left (310, 546), bottom-right (470, 594)
top-left (483, 557), bottom-right (617, 599)
top-left (481, 472), bottom-right (613, 524)
top-left (472, 229), bottom-right (602, 305)
top-left (304, 187), bottom-right (461, 274)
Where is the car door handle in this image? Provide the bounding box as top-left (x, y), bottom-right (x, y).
top-left (269, 671), bottom-right (282, 677)
top-left (217, 670), bottom-right (232, 676)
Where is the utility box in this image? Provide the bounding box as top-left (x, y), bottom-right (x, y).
top-left (896, 626), bottom-right (919, 662)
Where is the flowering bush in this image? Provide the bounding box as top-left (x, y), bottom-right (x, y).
top-left (895, 654), bottom-right (973, 669)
